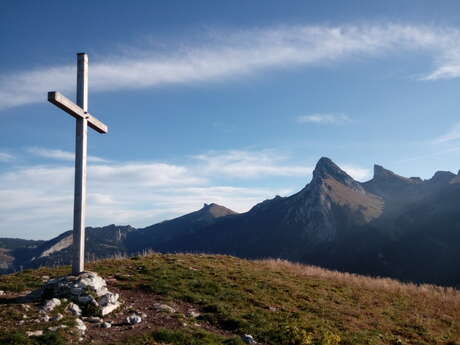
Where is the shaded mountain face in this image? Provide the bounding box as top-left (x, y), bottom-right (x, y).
top-left (126, 203), bottom-right (238, 252)
top-left (0, 239), bottom-right (44, 273)
top-left (2, 158), bottom-right (459, 287)
top-left (4, 225), bottom-right (135, 272)
top-left (149, 158), bottom-right (385, 261)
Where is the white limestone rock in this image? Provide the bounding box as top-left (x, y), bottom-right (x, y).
top-left (153, 303), bottom-right (176, 313)
top-left (42, 272), bottom-right (121, 317)
top-left (101, 302), bottom-right (120, 316)
top-left (242, 334), bottom-right (256, 344)
top-left (78, 272), bottom-right (107, 296)
top-left (26, 330), bottom-right (43, 337)
top-left (42, 298), bottom-right (61, 312)
top-left (99, 292), bottom-right (119, 306)
top-left (74, 318), bottom-right (87, 333)
top-left (188, 309), bottom-right (200, 318)
top-left (84, 316), bottom-right (103, 323)
top-left (51, 313), bottom-right (64, 321)
top-left (68, 302), bottom-right (82, 316)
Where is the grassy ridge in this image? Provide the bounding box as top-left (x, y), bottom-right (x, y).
top-left (0, 253), bottom-right (459, 345)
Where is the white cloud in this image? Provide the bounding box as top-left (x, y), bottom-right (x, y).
top-left (27, 147), bottom-right (108, 163)
top-left (0, 152), bottom-right (14, 162)
top-left (89, 162), bottom-right (206, 187)
top-left (297, 113), bottom-right (351, 125)
top-left (433, 121), bottom-right (460, 143)
top-left (0, 152), bottom-right (296, 238)
top-left (341, 164), bottom-right (372, 182)
top-left (3, 24), bottom-right (460, 110)
top-left (192, 150), bottom-right (312, 178)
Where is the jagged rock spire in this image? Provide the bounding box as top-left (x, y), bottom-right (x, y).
top-left (311, 157), bottom-right (363, 192)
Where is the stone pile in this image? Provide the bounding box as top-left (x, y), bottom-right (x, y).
top-left (42, 271), bottom-right (120, 317)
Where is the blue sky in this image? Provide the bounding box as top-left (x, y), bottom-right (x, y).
top-left (2, 1), bottom-right (460, 239)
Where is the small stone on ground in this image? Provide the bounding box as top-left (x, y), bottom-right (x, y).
top-left (42, 298), bottom-right (61, 312)
top-left (101, 321), bottom-right (112, 328)
top-left (26, 330), bottom-right (43, 337)
top-left (126, 314), bottom-right (142, 324)
top-left (242, 334), bottom-right (256, 344)
top-left (153, 303), bottom-right (176, 313)
top-left (75, 318), bottom-right (87, 333)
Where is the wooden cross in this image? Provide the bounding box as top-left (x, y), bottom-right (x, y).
top-left (48, 53), bottom-right (108, 275)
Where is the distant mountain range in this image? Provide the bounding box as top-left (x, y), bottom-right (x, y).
top-left (2, 157), bottom-right (459, 287)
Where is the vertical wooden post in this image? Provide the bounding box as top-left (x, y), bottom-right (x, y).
top-left (72, 53), bottom-right (88, 275)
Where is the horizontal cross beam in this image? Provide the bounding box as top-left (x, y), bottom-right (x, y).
top-left (48, 91), bottom-right (108, 134)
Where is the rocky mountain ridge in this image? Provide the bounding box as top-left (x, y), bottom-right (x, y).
top-left (2, 157), bottom-right (460, 287)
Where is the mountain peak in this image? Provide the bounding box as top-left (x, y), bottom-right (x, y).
top-left (312, 157), bottom-right (353, 183)
top-left (308, 157), bottom-right (365, 194)
top-left (363, 164), bottom-right (418, 198)
top-left (430, 171), bottom-right (455, 184)
top-left (372, 164), bottom-right (415, 184)
top-left (374, 164), bottom-right (396, 178)
top-left (200, 203), bottom-right (237, 218)
top-left (313, 157), bottom-right (344, 177)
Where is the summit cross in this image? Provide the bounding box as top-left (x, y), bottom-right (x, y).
top-left (48, 53), bottom-right (108, 275)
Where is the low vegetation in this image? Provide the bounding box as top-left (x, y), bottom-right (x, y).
top-left (0, 253), bottom-right (459, 344)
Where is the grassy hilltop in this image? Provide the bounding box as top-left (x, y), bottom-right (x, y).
top-left (0, 253), bottom-right (459, 345)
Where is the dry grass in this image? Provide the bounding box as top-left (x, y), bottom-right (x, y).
top-left (260, 258), bottom-right (460, 307)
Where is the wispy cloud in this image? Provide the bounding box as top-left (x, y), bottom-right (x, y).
top-left (192, 150), bottom-right (312, 178)
top-left (297, 113), bottom-right (351, 125)
top-left (0, 152), bottom-right (14, 162)
top-left (433, 122), bottom-right (460, 143)
top-left (3, 24), bottom-right (460, 110)
top-left (0, 149), bottom-right (299, 238)
top-left (27, 147), bottom-right (108, 163)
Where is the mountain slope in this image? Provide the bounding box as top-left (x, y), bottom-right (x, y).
top-left (7, 225), bottom-right (136, 272)
top-left (0, 238), bottom-right (44, 273)
top-left (127, 203), bottom-right (237, 252)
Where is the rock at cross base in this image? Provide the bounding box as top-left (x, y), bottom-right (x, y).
top-left (42, 271), bottom-right (120, 317)
top-left (99, 291), bottom-right (119, 306)
top-left (75, 318), bottom-right (87, 334)
top-left (42, 298), bottom-right (61, 312)
top-left (68, 303), bottom-right (82, 316)
top-left (51, 313), bottom-right (64, 321)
